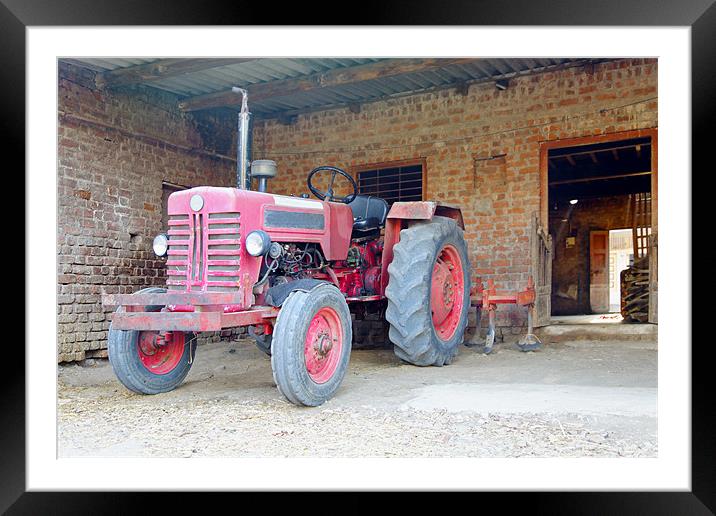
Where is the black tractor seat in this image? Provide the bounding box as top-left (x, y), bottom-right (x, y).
top-left (348, 194), bottom-right (389, 237)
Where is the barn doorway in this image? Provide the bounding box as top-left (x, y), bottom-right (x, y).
top-left (540, 129), bottom-right (657, 325)
top-left (609, 228), bottom-right (634, 313)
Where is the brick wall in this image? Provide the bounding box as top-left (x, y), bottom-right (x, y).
top-left (253, 58), bottom-right (658, 333)
top-left (57, 62), bottom-right (237, 362)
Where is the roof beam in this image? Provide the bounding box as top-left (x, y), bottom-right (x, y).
top-left (177, 58), bottom-right (482, 112)
top-left (549, 171), bottom-right (652, 186)
top-left (95, 58), bottom-right (258, 89)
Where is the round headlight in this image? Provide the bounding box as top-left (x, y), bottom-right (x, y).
top-left (190, 194), bottom-right (204, 211)
top-left (245, 230), bottom-right (271, 257)
top-left (153, 234), bottom-right (169, 257)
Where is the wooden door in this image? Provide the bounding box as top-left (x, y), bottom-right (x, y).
top-left (648, 232), bottom-right (658, 323)
top-left (530, 213), bottom-right (553, 327)
top-left (590, 230), bottom-right (610, 313)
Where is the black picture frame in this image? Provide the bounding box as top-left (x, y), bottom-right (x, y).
top-left (6, 0), bottom-right (712, 512)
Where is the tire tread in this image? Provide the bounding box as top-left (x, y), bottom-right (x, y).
top-left (385, 217), bottom-right (471, 366)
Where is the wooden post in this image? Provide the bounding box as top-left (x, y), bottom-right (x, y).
top-left (530, 212), bottom-right (553, 327)
top-left (648, 233), bottom-right (658, 323)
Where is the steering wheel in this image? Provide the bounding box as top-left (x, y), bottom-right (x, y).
top-left (307, 166), bottom-right (358, 204)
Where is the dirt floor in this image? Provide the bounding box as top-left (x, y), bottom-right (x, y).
top-left (58, 338), bottom-right (657, 458)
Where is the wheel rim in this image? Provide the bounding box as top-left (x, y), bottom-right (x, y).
top-left (137, 331), bottom-right (186, 375)
top-left (430, 244), bottom-right (465, 341)
top-left (304, 307), bottom-right (343, 384)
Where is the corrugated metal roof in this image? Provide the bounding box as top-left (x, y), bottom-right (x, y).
top-left (62, 57), bottom-right (590, 117)
top-left (151, 58), bottom-right (382, 98)
top-left (62, 57), bottom-right (160, 71)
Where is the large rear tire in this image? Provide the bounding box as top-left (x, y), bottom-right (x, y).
top-left (385, 216), bottom-right (471, 366)
top-left (270, 284), bottom-right (352, 406)
top-left (108, 287), bottom-right (197, 394)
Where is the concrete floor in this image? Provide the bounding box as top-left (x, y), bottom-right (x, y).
top-left (58, 337), bottom-right (657, 458)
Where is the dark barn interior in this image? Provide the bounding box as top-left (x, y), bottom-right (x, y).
top-left (548, 136), bottom-right (654, 317)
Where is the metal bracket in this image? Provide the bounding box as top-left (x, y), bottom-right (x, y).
top-left (517, 303), bottom-right (542, 352)
top-left (467, 276), bottom-right (540, 354)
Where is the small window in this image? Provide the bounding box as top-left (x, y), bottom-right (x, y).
top-left (356, 160), bottom-right (424, 205)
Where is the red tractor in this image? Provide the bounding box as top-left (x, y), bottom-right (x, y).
top-left (103, 91), bottom-right (471, 406)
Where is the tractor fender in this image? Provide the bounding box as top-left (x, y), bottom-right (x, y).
top-left (386, 201), bottom-right (464, 229)
top-left (265, 278), bottom-right (331, 307)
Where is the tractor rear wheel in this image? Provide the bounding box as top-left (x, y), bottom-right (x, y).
top-left (108, 287), bottom-right (197, 394)
top-left (385, 216), bottom-right (471, 366)
top-left (270, 284), bottom-right (352, 406)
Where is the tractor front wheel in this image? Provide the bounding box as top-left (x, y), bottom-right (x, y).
top-left (270, 284), bottom-right (352, 406)
top-left (108, 287), bottom-right (197, 394)
top-left (385, 216), bottom-right (471, 366)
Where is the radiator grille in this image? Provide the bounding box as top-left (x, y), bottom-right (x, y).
top-left (206, 212), bottom-right (242, 291)
top-left (166, 214), bottom-right (189, 291)
top-left (166, 211), bottom-right (241, 292)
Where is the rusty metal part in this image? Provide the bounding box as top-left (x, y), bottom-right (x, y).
top-left (232, 86), bottom-right (251, 190)
top-left (517, 303), bottom-right (542, 352)
top-left (386, 201), bottom-right (465, 228)
top-left (380, 218), bottom-right (401, 294)
top-left (111, 305), bottom-right (278, 332)
top-left (469, 277), bottom-right (536, 308)
top-left (387, 201), bottom-right (436, 220)
top-left (484, 304), bottom-right (497, 354)
top-left (102, 291), bottom-right (245, 307)
top-left (324, 266), bottom-right (340, 287)
top-left (518, 276), bottom-right (537, 306)
top-left (345, 294), bottom-right (384, 302)
top-left (468, 276), bottom-right (539, 354)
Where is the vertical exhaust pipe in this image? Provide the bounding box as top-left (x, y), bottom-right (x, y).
top-left (232, 87), bottom-right (251, 190)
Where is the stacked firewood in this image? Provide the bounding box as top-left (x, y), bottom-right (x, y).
top-left (620, 255), bottom-right (650, 323)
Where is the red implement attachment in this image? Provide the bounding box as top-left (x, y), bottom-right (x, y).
top-left (468, 276), bottom-right (541, 353)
